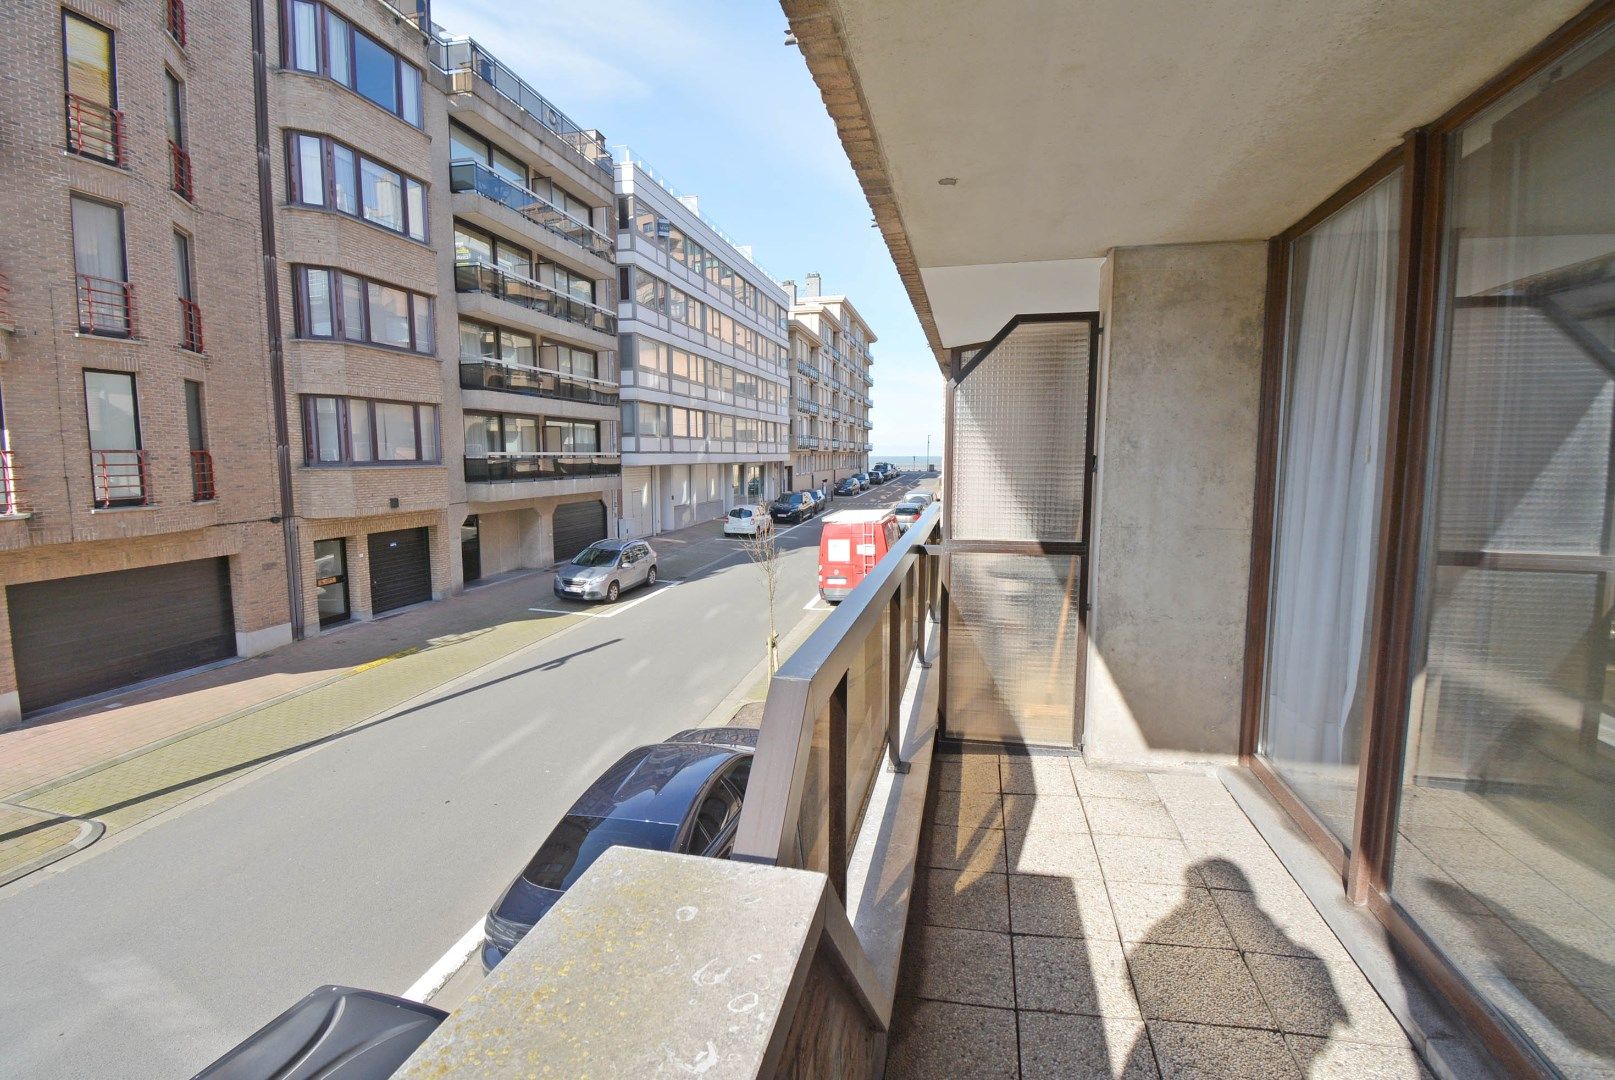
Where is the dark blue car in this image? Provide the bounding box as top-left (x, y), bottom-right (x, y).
top-left (481, 728), bottom-right (757, 972)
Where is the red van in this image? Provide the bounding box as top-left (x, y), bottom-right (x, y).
top-left (818, 509), bottom-right (901, 603)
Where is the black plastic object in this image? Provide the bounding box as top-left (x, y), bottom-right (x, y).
top-left (191, 986), bottom-right (447, 1080)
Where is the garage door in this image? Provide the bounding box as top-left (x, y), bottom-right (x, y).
top-left (368, 528), bottom-right (432, 614)
top-left (554, 500), bottom-right (607, 562)
top-left (8, 558), bottom-right (235, 713)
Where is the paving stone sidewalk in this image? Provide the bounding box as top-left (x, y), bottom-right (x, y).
top-left (0, 517), bottom-right (758, 886)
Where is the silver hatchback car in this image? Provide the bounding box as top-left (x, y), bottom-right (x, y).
top-left (553, 539), bottom-right (658, 603)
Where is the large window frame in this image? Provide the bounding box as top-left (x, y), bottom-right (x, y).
top-left (286, 132), bottom-right (427, 242)
top-left (292, 265), bottom-right (434, 354)
top-left (1240, 5), bottom-right (1615, 1074)
top-left (301, 395), bottom-right (440, 466)
top-left (282, 0), bottom-right (423, 127)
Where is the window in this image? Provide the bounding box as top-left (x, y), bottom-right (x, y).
top-left (175, 229), bottom-right (203, 351)
top-left (287, 133), bottom-right (427, 240)
top-left (284, 2), bottom-right (422, 125)
top-left (302, 396), bottom-right (439, 465)
top-left (293, 266), bottom-right (433, 353)
top-left (454, 224), bottom-right (530, 277)
top-left (64, 12), bottom-right (119, 163)
top-left (71, 196), bottom-right (131, 336)
top-left (538, 261), bottom-right (593, 304)
top-left (185, 380), bottom-right (213, 500)
top-left (314, 539), bottom-right (350, 626)
top-left (84, 371), bottom-right (144, 505)
top-left (164, 70), bottom-right (185, 148)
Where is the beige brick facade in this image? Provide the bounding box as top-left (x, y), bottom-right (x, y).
top-left (0, 0), bottom-right (290, 727)
top-left (0, 0), bottom-right (622, 725)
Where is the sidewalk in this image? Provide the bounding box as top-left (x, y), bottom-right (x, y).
top-left (0, 517), bottom-right (753, 887)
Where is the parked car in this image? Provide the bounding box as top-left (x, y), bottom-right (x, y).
top-left (851, 472), bottom-right (872, 491)
top-left (554, 539), bottom-right (658, 603)
top-left (871, 463), bottom-right (897, 483)
top-left (892, 499), bottom-right (927, 531)
top-left (819, 508), bottom-right (901, 602)
top-left (834, 476), bottom-right (862, 497)
top-left (482, 728), bottom-right (758, 972)
top-left (813, 487), bottom-right (828, 508)
top-left (192, 986), bottom-right (446, 1080)
top-left (904, 489), bottom-right (936, 508)
top-left (769, 491), bottom-right (816, 524)
top-left (724, 504), bottom-right (774, 537)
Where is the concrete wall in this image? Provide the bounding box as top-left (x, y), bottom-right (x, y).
top-left (1085, 241), bottom-right (1266, 765)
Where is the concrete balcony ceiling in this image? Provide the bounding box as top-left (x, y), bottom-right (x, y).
top-left (784, 0), bottom-right (1587, 355)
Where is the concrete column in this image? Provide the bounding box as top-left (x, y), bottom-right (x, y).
top-left (1085, 241), bottom-right (1267, 767)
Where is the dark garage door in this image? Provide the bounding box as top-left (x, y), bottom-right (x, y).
top-left (368, 528), bottom-right (432, 614)
top-left (9, 558), bottom-right (235, 714)
top-left (553, 501), bottom-right (607, 563)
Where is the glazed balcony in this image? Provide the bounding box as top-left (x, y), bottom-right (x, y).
top-left (463, 452), bottom-right (620, 485)
top-left (459, 355), bottom-right (619, 406)
top-left (449, 160), bottom-right (613, 263)
top-left (454, 261), bottom-right (616, 337)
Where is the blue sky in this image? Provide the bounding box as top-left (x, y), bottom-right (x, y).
top-left (435, 0), bottom-right (944, 457)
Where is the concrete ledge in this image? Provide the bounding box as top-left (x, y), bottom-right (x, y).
top-left (235, 622), bottom-right (293, 658)
top-left (1221, 767), bottom-right (1506, 1080)
top-left (398, 848), bottom-right (832, 1079)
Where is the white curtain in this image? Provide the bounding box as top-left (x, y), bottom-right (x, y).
top-left (1262, 173), bottom-right (1400, 820)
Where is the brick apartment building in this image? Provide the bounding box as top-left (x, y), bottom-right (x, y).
top-left (0, 0), bottom-right (290, 728)
top-left (784, 274), bottom-right (873, 491)
top-left (0, 0), bottom-right (619, 727)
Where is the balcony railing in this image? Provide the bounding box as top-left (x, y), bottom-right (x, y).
top-left (166, 0), bottom-right (187, 45)
top-left (190, 449), bottom-right (215, 501)
top-left (725, 502), bottom-right (942, 1032)
top-left (459, 356), bottom-right (619, 405)
top-left (463, 452), bottom-right (620, 484)
top-left (170, 140), bottom-right (194, 200)
top-left (455, 261), bottom-right (616, 335)
top-left (797, 398), bottom-right (820, 415)
top-left (449, 161), bottom-right (612, 261)
top-left (796, 434), bottom-right (814, 450)
top-left (179, 297), bottom-right (203, 352)
top-left (0, 451), bottom-right (24, 516)
top-left (796, 360), bottom-right (821, 380)
top-left (65, 93), bottom-right (124, 165)
top-left (91, 449), bottom-right (148, 507)
top-left (432, 38), bottom-right (613, 180)
top-left (76, 275), bottom-right (136, 337)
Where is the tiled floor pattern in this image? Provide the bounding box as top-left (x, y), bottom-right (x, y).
top-left (886, 749), bottom-right (1432, 1079)
top-left (1279, 769), bottom-right (1615, 1074)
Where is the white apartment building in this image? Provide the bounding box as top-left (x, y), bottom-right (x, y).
top-left (613, 152), bottom-right (791, 536)
top-left (785, 276), bottom-right (874, 491)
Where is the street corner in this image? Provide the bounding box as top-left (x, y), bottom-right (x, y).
top-left (0, 803), bottom-right (103, 888)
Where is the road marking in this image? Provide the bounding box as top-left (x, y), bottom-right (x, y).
top-left (403, 919), bottom-right (483, 1003)
top-left (802, 595), bottom-right (830, 611)
top-left (528, 581), bottom-right (679, 620)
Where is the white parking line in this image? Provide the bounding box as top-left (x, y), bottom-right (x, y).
top-left (402, 919), bottom-right (483, 1003)
top-left (802, 594), bottom-right (830, 611)
top-left (528, 580), bottom-right (680, 620)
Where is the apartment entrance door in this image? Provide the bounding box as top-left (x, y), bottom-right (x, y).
top-left (942, 314), bottom-right (1099, 749)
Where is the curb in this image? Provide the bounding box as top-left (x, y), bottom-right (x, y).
top-left (0, 803), bottom-right (105, 888)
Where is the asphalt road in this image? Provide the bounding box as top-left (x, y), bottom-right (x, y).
top-left (0, 475), bottom-right (924, 1080)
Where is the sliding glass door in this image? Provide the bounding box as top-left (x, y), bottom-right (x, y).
top-left (1260, 172), bottom-right (1401, 844)
top-left (1389, 23), bottom-right (1615, 1070)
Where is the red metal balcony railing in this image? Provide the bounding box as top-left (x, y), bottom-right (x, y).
top-left (76, 274), bottom-right (136, 337)
top-left (91, 450), bottom-right (148, 508)
top-left (170, 140), bottom-right (194, 200)
top-left (166, 0), bottom-right (187, 46)
top-left (65, 93), bottom-right (125, 165)
top-left (179, 296), bottom-right (203, 352)
top-left (190, 449), bottom-right (215, 501)
top-left (0, 451), bottom-right (25, 516)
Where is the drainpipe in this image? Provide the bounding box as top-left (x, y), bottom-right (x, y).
top-left (250, 0), bottom-right (306, 641)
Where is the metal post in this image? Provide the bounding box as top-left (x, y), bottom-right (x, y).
top-left (917, 552), bottom-right (933, 669)
top-left (937, 580), bottom-right (950, 731)
top-left (828, 675), bottom-right (849, 902)
top-left (886, 590), bottom-right (909, 773)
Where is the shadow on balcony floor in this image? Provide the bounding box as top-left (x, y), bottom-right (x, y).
top-left (886, 747), bottom-right (1432, 1079)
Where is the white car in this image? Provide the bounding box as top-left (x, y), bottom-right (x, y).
top-left (904, 489), bottom-right (937, 508)
top-left (724, 504), bottom-right (774, 537)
